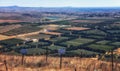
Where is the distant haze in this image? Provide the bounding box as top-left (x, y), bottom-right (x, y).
top-left (0, 0), bottom-right (120, 7)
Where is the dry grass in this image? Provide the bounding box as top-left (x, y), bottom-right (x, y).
top-left (65, 27), bottom-right (90, 31)
top-left (71, 20), bottom-right (102, 24)
top-left (0, 35), bottom-right (10, 41)
top-left (114, 48), bottom-right (120, 55)
top-left (0, 24), bottom-right (22, 33)
top-left (40, 32), bottom-right (61, 36)
top-left (0, 35), bottom-right (16, 41)
top-left (0, 54), bottom-right (120, 71)
top-left (0, 20), bottom-right (21, 23)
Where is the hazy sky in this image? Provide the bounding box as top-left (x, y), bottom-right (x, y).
top-left (0, 0), bottom-right (120, 7)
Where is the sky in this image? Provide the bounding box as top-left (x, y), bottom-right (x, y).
top-left (0, 0), bottom-right (120, 7)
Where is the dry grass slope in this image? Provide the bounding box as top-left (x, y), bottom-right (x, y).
top-left (0, 54), bottom-right (120, 71)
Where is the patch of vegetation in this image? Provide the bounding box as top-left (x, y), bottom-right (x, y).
top-left (0, 38), bottom-right (23, 46)
top-left (111, 42), bottom-right (120, 46)
top-left (50, 36), bottom-right (69, 42)
top-left (61, 38), bottom-right (94, 46)
top-left (96, 40), bottom-right (111, 45)
top-left (27, 48), bottom-right (46, 55)
top-left (83, 30), bottom-right (106, 36)
top-left (3, 26), bottom-right (41, 36)
top-left (66, 49), bottom-right (100, 56)
top-left (48, 45), bottom-right (65, 51)
top-left (88, 44), bottom-right (114, 51)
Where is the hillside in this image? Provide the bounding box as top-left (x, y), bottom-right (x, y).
top-left (0, 54), bottom-right (119, 71)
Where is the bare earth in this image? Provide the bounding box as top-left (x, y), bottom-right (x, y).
top-left (0, 35), bottom-right (12, 41)
top-left (0, 20), bottom-right (22, 23)
top-left (65, 27), bottom-right (90, 31)
top-left (0, 24), bottom-right (22, 33)
top-left (40, 31), bottom-right (61, 36)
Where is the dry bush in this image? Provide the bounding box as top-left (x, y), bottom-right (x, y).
top-left (0, 54), bottom-right (120, 71)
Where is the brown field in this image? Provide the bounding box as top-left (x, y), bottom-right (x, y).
top-left (0, 54), bottom-right (119, 71)
top-left (0, 35), bottom-right (15, 41)
top-left (40, 31), bottom-right (61, 36)
top-left (0, 35), bottom-right (9, 40)
top-left (23, 34), bottom-right (51, 40)
top-left (71, 20), bottom-right (102, 24)
top-left (40, 24), bottom-right (60, 31)
top-left (65, 27), bottom-right (90, 31)
top-left (0, 20), bottom-right (22, 23)
top-left (0, 24), bottom-right (22, 33)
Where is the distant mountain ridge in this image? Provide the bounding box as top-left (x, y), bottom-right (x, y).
top-left (0, 6), bottom-right (120, 13)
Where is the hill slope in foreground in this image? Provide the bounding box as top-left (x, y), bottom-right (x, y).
top-left (0, 54), bottom-right (120, 71)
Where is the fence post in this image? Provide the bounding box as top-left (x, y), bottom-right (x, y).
top-left (111, 50), bottom-right (114, 71)
top-left (4, 60), bottom-right (8, 71)
top-left (46, 47), bottom-right (48, 63)
top-left (60, 54), bottom-right (62, 69)
top-left (21, 54), bottom-right (24, 65)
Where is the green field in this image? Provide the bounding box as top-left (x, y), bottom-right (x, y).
top-left (83, 30), bottom-right (106, 35)
top-left (27, 41), bottom-right (49, 46)
top-left (85, 35), bottom-right (105, 39)
top-left (50, 36), bottom-right (69, 42)
top-left (88, 44), bottom-right (114, 51)
top-left (111, 42), bottom-right (120, 46)
top-left (96, 40), bottom-right (111, 45)
top-left (0, 38), bottom-right (23, 46)
top-left (61, 38), bottom-right (94, 46)
top-left (27, 48), bottom-right (46, 55)
top-left (67, 49), bottom-right (100, 56)
top-left (0, 18), bottom-right (120, 57)
top-left (48, 45), bottom-right (65, 51)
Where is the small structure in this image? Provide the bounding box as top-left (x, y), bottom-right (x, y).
top-left (32, 39), bottom-right (39, 42)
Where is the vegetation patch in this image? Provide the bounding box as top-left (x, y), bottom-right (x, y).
top-left (88, 44), bottom-right (114, 51)
top-left (61, 38), bottom-right (94, 46)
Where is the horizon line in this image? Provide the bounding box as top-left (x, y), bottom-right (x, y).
top-left (0, 5), bottom-right (120, 8)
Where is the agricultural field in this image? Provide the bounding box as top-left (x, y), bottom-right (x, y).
top-left (70, 19), bottom-right (103, 24)
top-left (23, 34), bottom-right (51, 40)
top-left (0, 35), bottom-right (10, 41)
top-left (66, 49), bottom-right (100, 56)
top-left (96, 40), bottom-right (111, 45)
top-left (0, 5), bottom-right (120, 71)
top-left (83, 29), bottom-right (107, 36)
top-left (0, 18), bottom-right (119, 58)
top-left (61, 38), bottom-right (94, 47)
top-left (48, 45), bottom-right (65, 51)
top-left (40, 31), bottom-right (61, 36)
top-left (0, 24), bottom-right (22, 33)
top-left (2, 25), bottom-right (41, 36)
top-left (0, 19), bottom-right (22, 23)
top-left (111, 42), bottom-right (120, 46)
top-left (49, 36), bottom-right (69, 42)
top-left (0, 38), bottom-right (23, 46)
top-left (64, 27), bottom-right (90, 31)
top-left (88, 44), bottom-right (114, 51)
top-left (26, 48), bottom-right (46, 55)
